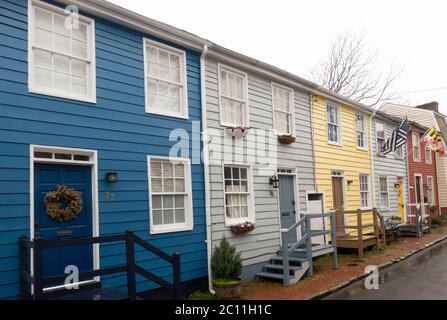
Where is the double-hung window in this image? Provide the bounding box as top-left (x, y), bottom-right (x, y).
top-left (395, 146), bottom-right (404, 160)
top-left (327, 105), bottom-right (341, 144)
top-left (359, 174), bottom-right (370, 208)
top-left (224, 165), bottom-right (254, 225)
top-left (272, 84), bottom-right (294, 136)
top-left (413, 132), bottom-right (421, 162)
top-left (376, 121), bottom-right (386, 154)
top-left (29, 0), bottom-right (95, 102)
top-left (425, 145), bottom-right (432, 164)
top-left (148, 157), bottom-right (193, 234)
top-left (379, 176), bottom-right (390, 209)
top-left (144, 39), bottom-right (188, 118)
top-left (219, 65), bottom-right (248, 127)
top-left (427, 176), bottom-right (435, 205)
top-left (355, 114), bottom-right (367, 149)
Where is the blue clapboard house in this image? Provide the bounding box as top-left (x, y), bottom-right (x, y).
top-left (0, 0), bottom-right (209, 299)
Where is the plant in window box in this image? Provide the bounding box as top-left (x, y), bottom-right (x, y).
top-left (211, 237), bottom-right (243, 299)
top-left (277, 134), bottom-right (296, 145)
top-left (230, 221), bottom-right (255, 234)
top-left (225, 125), bottom-right (249, 138)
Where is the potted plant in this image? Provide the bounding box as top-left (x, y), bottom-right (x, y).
top-left (230, 221), bottom-right (255, 234)
top-left (226, 125), bottom-right (249, 138)
top-left (278, 135), bottom-right (296, 145)
top-left (211, 237), bottom-right (243, 299)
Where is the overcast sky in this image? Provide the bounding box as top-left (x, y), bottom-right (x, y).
top-left (109, 0), bottom-right (447, 113)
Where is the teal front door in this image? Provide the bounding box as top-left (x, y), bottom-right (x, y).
top-left (279, 175), bottom-right (297, 244)
top-left (34, 164), bottom-right (93, 285)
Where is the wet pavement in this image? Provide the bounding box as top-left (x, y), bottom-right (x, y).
top-left (324, 239), bottom-right (447, 300)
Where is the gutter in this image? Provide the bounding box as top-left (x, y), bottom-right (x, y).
top-left (56, 0), bottom-right (374, 114)
top-left (200, 44), bottom-right (214, 294)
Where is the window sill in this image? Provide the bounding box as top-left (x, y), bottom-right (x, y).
top-left (356, 147), bottom-right (369, 152)
top-left (328, 141), bottom-right (343, 147)
top-left (225, 218), bottom-right (255, 228)
top-left (145, 108), bottom-right (189, 120)
top-left (29, 86), bottom-right (96, 104)
top-left (220, 122), bottom-right (249, 129)
top-left (150, 224), bottom-right (193, 235)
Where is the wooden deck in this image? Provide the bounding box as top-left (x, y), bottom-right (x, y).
top-left (335, 208), bottom-right (386, 258)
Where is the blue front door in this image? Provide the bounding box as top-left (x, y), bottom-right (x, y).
top-left (279, 175), bottom-right (297, 244)
top-left (34, 164), bottom-right (93, 283)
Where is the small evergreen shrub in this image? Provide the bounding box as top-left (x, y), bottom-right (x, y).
top-left (431, 216), bottom-right (444, 227)
top-left (188, 291), bottom-right (217, 300)
top-left (211, 237), bottom-right (242, 282)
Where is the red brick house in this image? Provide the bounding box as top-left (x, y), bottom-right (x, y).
top-left (407, 122), bottom-right (440, 219)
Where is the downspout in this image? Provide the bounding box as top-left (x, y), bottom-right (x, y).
top-left (200, 44), bottom-right (214, 293)
top-left (370, 111), bottom-right (377, 209)
top-left (309, 93), bottom-right (318, 192)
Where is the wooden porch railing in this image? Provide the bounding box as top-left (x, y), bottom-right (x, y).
top-left (280, 210), bottom-right (337, 287)
top-left (19, 230), bottom-right (182, 300)
top-left (335, 208), bottom-right (386, 257)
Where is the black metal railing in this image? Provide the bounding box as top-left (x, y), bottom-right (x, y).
top-left (19, 230), bottom-right (182, 300)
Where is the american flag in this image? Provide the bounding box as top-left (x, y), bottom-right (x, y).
top-left (381, 118), bottom-right (410, 155)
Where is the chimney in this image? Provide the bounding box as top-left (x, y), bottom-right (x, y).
top-left (416, 101), bottom-right (439, 113)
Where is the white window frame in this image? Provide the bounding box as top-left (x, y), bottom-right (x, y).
top-left (28, 0), bottom-right (96, 103)
top-left (271, 82), bottom-right (295, 136)
top-left (425, 145), bottom-right (432, 164)
top-left (359, 173), bottom-right (371, 209)
top-left (426, 176), bottom-right (435, 205)
top-left (378, 176), bottom-right (390, 210)
top-left (143, 38), bottom-right (188, 119)
top-left (222, 164), bottom-right (255, 227)
top-left (355, 113), bottom-right (368, 150)
top-left (147, 156), bottom-right (194, 234)
top-left (376, 120), bottom-right (386, 155)
top-left (327, 103), bottom-right (342, 145)
top-left (395, 145), bottom-right (404, 160)
top-left (412, 132), bottom-right (421, 162)
top-left (217, 64), bottom-right (249, 128)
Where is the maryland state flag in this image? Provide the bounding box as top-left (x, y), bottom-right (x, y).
top-left (422, 127), bottom-right (445, 155)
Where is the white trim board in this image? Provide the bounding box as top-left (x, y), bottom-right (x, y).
top-left (29, 144), bottom-right (100, 292)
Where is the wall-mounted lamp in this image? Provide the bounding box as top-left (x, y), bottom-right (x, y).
top-left (347, 180), bottom-right (354, 186)
top-left (269, 175), bottom-right (280, 189)
top-left (106, 172), bottom-right (118, 183)
top-left (394, 183), bottom-right (401, 191)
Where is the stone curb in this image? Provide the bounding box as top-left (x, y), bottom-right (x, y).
top-left (306, 234), bottom-right (447, 300)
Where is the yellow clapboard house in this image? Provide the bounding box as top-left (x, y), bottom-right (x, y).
top-left (311, 95), bottom-right (377, 250)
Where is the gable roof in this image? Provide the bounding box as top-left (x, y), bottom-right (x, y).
top-left (54, 0), bottom-right (374, 115)
top-left (380, 104), bottom-right (439, 130)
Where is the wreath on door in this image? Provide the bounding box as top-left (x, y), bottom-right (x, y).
top-left (45, 185), bottom-right (83, 222)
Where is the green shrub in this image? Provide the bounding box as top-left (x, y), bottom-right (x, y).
top-left (188, 291), bottom-right (217, 300)
top-left (211, 237), bottom-right (242, 281)
top-left (431, 216), bottom-right (444, 227)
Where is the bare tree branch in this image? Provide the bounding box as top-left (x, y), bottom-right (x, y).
top-left (311, 32), bottom-right (404, 108)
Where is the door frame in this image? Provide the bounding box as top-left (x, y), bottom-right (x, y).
top-left (29, 145), bottom-right (100, 291)
top-left (414, 173), bottom-right (424, 204)
top-left (397, 177), bottom-right (407, 223)
top-left (277, 167), bottom-right (300, 246)
top-left (331, 171), bottom-right (346, 210)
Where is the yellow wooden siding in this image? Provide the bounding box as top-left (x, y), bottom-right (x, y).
top-left (312, 95), bottom-right (373, 234)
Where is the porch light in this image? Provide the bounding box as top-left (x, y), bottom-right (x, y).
top-left (106, 172), bottom-right (118, 183)
top-left (269, 175), bottom-right (280, 189)
top-left (347, 180), bottom-right (354, 186)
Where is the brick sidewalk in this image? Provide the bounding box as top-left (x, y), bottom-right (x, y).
top-left (241, 226), bottom-right (447, 300)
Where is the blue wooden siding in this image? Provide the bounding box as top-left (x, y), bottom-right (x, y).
top-left (0, 0), bottom-right (207, 299)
